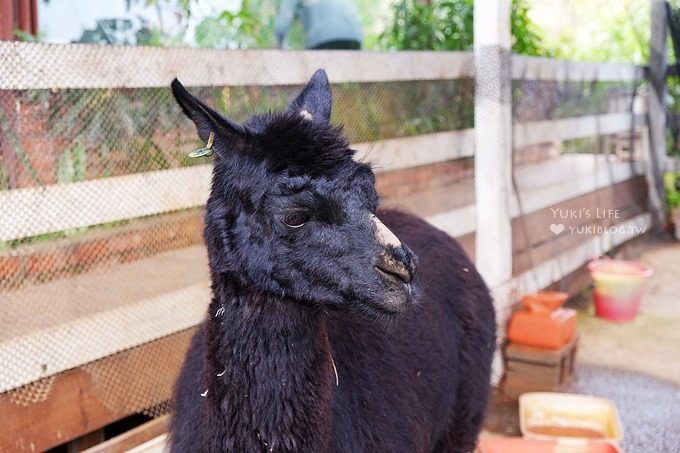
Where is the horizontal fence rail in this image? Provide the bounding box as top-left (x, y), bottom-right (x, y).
top-left (0, 43), bottom-right (646, 90)
top-left (514, 112), bottom-right (646, 149)
top-left (512, 55), bottom-right (645, 82)
top-left (0, 42), bottom-right (474, 89)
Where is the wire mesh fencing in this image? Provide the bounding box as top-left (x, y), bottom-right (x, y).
top-left (0, 42), bottom-right (476, 438)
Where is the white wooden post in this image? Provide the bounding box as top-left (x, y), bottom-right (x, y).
top-left (474, 0), bottom-right (513, 289)
top-left (649, 0), bottom-right (668, 224)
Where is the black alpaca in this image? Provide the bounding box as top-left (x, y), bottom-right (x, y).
top-left (169, 70), bottom-right (496, 453)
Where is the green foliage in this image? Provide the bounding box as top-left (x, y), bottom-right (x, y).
top-left (541, 0), bottom-right (649, 64)
top-left (13, 29), bottom-right (43, 42)
top-left (511, 0), bottom-right (547, 56)
top-left (126, 0), bottom-right (194, 46)
top-left (57, 139), bottom-right (87, 184)
top-left (195, 0), bottom-right (275, 48)
top-left (665, 173), bottom-right (680, 209)
top-left (378, 0), bottom-right (546, 55)
top-left (0, 162), bottom-right (9, 191)
top-left (378, 0), bottom-right (472, 51)
top-left (135, 25), bottom-right (188, 47)
top-left (0, 101), bottom-right (43, 187)
top-left (665, 2), bottom-right (680, 156)
top-left (45, 87), bottom-right (185, 179)
top-left (126, 0), bottom-right (194, 17)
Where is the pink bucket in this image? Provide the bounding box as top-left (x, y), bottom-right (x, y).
top-left (587, 259), bottom-right (653, 322)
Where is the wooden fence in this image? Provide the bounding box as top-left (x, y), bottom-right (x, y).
top-left (0, 42), bottom-right (655, 451)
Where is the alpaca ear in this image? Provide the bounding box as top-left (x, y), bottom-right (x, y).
top-left (288, 69), bottom-right (332, 123)
top-left (171, 78), bottom-right (244, 151)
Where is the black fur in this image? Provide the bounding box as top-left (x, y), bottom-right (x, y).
top-left (169, 69), bottom-right (496, 453)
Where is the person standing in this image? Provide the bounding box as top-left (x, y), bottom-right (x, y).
top-left (275, 0), bottom-right (363, 49)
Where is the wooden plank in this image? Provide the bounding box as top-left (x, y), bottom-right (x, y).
top-left (355, 129), bottom-right (474, 173)
top-left (0, 369), bottom-right (116, 453)
top-left (0, 329), bottom-right (193, 453)
top-left (83, 415), bottom-right (169, 453)
top-left (508, 154), bottom-right (646, 218)
top-left (126, 434), bottom-right (168, 453)
top-left (474, 0), bottom-right (513, 288)
top-left (375, 158), bottom-right (474, 201)
top-left (506, 335), bottom-right (579, 366)
top-left (0, 247), bottom-right (209, 393)
top-left (427, 205), bottom-right (477, 239)
top-left (456, 232), bottom-right (476, 263)
top-left (513, 113), bottom-right (645, 149)
top-left (0, 42), bottom-right (474, 89)
top-left (0, 43), bottom-right (646, 89)
top-left (512, 55), bottom-right (643, 82)
top-left (68, 431), bottom-right (106, 452)
top-left (505, 361), bottom-right (559, 386)
top-left (512, 176), bottom-right (648, 253)
top-left (0, 208), bottom-right (205, 290)
top-left (0, 166), bottom-right (212, 242)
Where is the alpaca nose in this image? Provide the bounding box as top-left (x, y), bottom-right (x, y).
top-left (375, 254), bottom-right (412, 284)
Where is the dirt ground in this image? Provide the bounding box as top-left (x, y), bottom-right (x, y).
top-left (483, 239), bottom-right (680, 452)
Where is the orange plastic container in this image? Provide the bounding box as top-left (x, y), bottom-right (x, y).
top-left (507, 292), bottom-right (577, 349)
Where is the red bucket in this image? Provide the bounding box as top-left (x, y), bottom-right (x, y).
top-left (587, 259), bottom-right (653, 321)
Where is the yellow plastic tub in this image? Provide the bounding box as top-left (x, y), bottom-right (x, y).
top-left (519, 392), bottom-right (623, 445)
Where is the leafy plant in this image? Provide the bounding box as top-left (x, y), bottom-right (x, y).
top-left (125, 0), bottom-right (194, 46)
top-left (0, 99), bottom-right (43, 188)
top-left (13, 29), bottom-right (43, 42)
top-left (379, 0), bottom-right (473, 51)
top-left (378, 0), bottom-right (547, 55)
top-left (665, 172), bottom-right (680, 209)
top-left (57, 139), bottom-right (87, 184)
top-left (511, 0), bottom-right (548, 56)
top-left (194, 0), bottom-right (275, 49)
top-left (46, 87), bottom-right (182, 177)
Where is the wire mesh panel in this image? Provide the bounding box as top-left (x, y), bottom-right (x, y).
top-left (0, 42), bottom-right (475, 449)
top-left (509, 57), bottom-right (649, 297)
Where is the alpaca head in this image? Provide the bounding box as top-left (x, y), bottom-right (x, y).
top-left (172, 70), bottom-right (418, 318)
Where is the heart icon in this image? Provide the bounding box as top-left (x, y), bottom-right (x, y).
top-left (550, 223), bottom-right (565, 235)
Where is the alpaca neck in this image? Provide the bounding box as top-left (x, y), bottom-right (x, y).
top-left (206, 280), bottom-right (334, 451)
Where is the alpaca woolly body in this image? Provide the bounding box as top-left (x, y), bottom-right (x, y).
top-left (169, 70), bottom-right (496, 453)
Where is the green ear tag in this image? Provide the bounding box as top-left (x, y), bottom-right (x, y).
top-left (188, 131), bottom-right (215, 158)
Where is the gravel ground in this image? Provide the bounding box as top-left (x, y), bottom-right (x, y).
top-left (572, 363), bottom-right (680, 452)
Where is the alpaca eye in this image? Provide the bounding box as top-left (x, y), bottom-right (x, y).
top-left (282, 212), bottom-right (309, 228)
